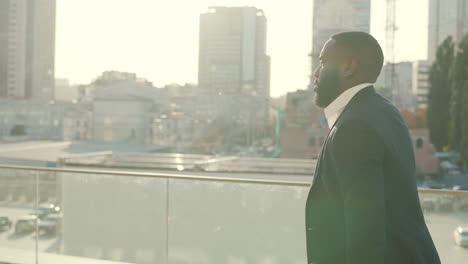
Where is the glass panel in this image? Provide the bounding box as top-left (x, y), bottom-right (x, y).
top-left (420, 191), bottom-right (468, 263)
top-left (168, 179), bottom-right (308, 264)
top-left (2, 166), bottom-right (468, 264)
top-left (35, 170), bottom-right (61, 258)
top-left (38, 171), bottom-right (168, 264)
top-left (0, 169), bottom-right (37, 263)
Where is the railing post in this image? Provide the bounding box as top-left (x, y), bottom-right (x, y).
top-left (165, 177), bottom-right (170, 264)
top-left (34, 171), bottom-right (39, 264)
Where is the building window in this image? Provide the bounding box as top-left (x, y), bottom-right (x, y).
top-left (319, 136), bottom-right (325, 145)
top-left (308, 136), bottom-right (316, 146)
top-left (416, 137), bottom-right (424, 149)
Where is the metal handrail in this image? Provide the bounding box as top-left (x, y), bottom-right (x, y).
top-left (0, 165), bottom-right (310, 187)
top-left (418, 188), bottom-right (468, 196)
top-left (1, 164), bottom-right (468, 195)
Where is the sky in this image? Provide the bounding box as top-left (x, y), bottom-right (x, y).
top-left (55, 0), bottom-right (429, 97)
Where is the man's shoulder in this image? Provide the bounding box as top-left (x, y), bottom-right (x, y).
top-left (343, 89), bottom-right (401, 123)
top-left (335, 90), bottom-right (407, 142)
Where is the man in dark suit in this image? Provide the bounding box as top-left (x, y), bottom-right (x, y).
top-left (305, 31), bottom-right (440, 264)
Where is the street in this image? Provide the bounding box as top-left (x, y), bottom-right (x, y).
top-left (0, 203), bottom-right (467, 263)
top-left (426, 211), bottom-right (468, 263)
top-left (0, 205), bottom-right (59, 254)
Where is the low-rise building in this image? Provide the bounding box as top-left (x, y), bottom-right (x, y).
top-left (168, 94), bottom-right (270, 153)
top-left (410, 128), bottom-right (440, 176)
top-left (0, 99), bottom-right (76, 141)
top-left (93, 98), bottom-right (153, 143)
top-left (77, 72), bottom-right (168, 144)
top-left (63, 107), bottom-right (91, 141)
top-left (280, 89), bottom-right (327, 159)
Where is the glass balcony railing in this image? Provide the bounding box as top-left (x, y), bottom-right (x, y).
top-left (0, 165), bottom-right (467, 264)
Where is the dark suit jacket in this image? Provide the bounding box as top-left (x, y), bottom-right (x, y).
top-left (305, 86), bottom-right (440, 264)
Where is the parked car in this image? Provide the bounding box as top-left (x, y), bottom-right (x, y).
top-left (39, 203), bottom-right (61, 215)
top-left (422, 181), bottom-right (446, 189)
top-left (454, 226), bottom-right (468, 247)
top-left (0, 216), bottom-right (12, 231)
top-left (453, 185), bottom-right (468, 191)
top-left (15, 215), bottom-right (37, 234)
top-left (35, 210), bottom-right (49, 220)
top-left (38, 214), bottom-right (62, 235)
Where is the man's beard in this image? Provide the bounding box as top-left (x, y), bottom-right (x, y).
top-left (314, 69), bottom-right (342, 108)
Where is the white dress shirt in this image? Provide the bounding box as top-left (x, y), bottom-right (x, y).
top-left (324, 83), bottom-right (373, 128)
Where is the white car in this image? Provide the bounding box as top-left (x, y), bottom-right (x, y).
top-left (454, 226), bottom-right (468, 247)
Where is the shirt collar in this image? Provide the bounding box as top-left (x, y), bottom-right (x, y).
top-left (324, 83), bottom-right (373, 128)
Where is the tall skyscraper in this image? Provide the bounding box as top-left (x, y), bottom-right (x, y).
top-left (198, 7), bottom-right (271, 144)
top-left (198, 7), bottom-right (270, 98)
top-left (0, 0), bottom-right (56, 100)
top-left (428, 0), bottom-right (468, 62)
top-left (309, 0), bottom-right (371, 90)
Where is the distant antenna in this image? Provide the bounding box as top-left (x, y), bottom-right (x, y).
top-left (386, 0), bottom-right (400, 107)
top-left (386, 0), bottom-right (397, 64)
top-left (457, 0), bottom-right (466, 42)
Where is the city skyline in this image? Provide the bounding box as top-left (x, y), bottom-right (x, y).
top-left (0, 0), bottom-right (56, 100)
top-left (56, 0), bottom-right (429, 97)
top-left (427, 0), bottom-right (468, 62)
top-left (198, 7), bottom-right (270, 97)
top-left (310, 0), bottom-right (371, 90)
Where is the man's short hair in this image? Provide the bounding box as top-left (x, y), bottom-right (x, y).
top-left (330, 31), bottom-right (384, 83)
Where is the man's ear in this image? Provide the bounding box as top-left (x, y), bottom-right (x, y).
top-left (343, 59), bottom-right (358, 78)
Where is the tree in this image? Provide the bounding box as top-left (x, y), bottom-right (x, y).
top-left (460, 81), bottom-right (468, 168)
top-left (449, 35), bottom-right (468, 154)
top-left (427, 37), bottom-right (454, 151)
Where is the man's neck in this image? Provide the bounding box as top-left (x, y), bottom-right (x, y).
top-left (324, 83), bottom-right (373, 128)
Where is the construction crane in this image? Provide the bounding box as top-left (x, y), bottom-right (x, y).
top-left (456, 0), bottom-right (466, 42)
top-left (386, 0), bottom-right (397, 61)
top-left (386, 0), bottom-right (401, 107)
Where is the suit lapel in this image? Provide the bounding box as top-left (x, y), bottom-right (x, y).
top-left (310, 118), bottom-right (335, 186)
top-left (310, 86), bottom-right (375, 186)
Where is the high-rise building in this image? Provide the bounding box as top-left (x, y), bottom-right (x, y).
top-left (0, 1), bottom-right (9, 97)
top-left (198, 7), bottom-right (271, 144)
top-left (310, 0), bottom-right (371, 90)
top-left (0, 0), bottom-right (56, 100)
top-left (198, 6), bottom-right (270, 98)
top-left (428, 0), bottom-right (468, 62)
top-left (412, 60), bottom-right (431, 109)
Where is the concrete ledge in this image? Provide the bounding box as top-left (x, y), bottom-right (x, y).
top-left (0, 247), bottom-right (131, 264)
